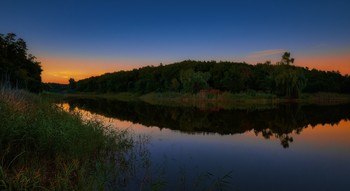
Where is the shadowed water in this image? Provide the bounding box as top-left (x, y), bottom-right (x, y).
top-left (61, 98), bottom-right (350, 191)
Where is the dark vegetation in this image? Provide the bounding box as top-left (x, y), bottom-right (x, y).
top-left (65, 97), bottom-right (350, 148)
top-left (42, 78), bottom-right (76, 93)
top-left (0, 33), bottom-right (146, 190)
top-left (0, 90), bottom-right (143, 190)
top-left (73, 52), bottom-right (350, 98)
top-left (1, 32), bottom-right (350, 189)
top-left (43, 83), bottom-right (69, 93)
top-left (1, 32), bottom-right (349, 98)
top-left (0, 33), bottom-right (42, 92)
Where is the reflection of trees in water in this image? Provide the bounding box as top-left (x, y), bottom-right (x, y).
top-left (250, 104), bottom-right (305, 148)
top-left (64, 98), bottom-right (350, 148)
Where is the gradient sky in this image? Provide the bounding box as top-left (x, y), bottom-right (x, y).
top-left (1, 0), bottom-right (349, 83)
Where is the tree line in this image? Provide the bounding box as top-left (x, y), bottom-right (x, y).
top-left (2, 32), bottom-right (348, 96)
top-left (73, 52), bottom-right (350, 98)
top-left (0, 33), bottom-right (42, 92)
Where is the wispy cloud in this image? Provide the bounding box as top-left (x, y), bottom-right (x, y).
top-left (243, 49), bottom-right (287, 64)
top-left (249, 49), bottom-right (287, 58)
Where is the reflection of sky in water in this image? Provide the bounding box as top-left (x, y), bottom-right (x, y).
top-left (59, 103), bottom-right (350, 191)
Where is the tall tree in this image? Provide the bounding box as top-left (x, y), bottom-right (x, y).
top-left (0, 33), bottom-right (42, 92)
top-left (68, 78), bottom-right (77, 90)
top-left (273, 52), bottom-right (306, 98)
top-left (279, 52), bottom-right (295, 65)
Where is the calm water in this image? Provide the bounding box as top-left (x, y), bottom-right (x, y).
top-left (62, 98), bottom-right (350, 191)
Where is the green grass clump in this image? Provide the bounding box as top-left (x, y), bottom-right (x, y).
top-left (0, 89), bottom-right (135, 190)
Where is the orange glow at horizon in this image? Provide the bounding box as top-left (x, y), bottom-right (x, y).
top-left (245, 50), bottom-right (350, 75)
top-left (39, 56), bottom-right (148, 84)
top-left (296, 120), bottom-right (350, 147)
top-left (40, 52), bottom-right (350, 84)
top-left (296, 53), bottom-right (350, 75)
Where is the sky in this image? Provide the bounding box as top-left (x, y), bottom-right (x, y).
top-left (1, 0), bottom-right (349, 83)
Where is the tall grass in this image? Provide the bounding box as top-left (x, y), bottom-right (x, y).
top-left (0, 89), bottom-right (137, 190)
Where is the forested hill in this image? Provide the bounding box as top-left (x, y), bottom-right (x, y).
top-left (74, 54), bottom-right (350, 98)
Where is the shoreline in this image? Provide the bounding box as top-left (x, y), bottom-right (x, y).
top-left (54, 91), bottom-right (350, 110)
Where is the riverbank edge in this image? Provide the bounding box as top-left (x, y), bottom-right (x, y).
top-left (57, 91), bottom-right (350, 110)
top-left (0, 89), bottom-right (137, 190)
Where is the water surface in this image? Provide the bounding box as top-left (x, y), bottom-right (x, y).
top-left (61, 98), bottom-right (350, 191)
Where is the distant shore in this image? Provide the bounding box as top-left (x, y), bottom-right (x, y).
top-left (56, 91), bottom-right (350, 110)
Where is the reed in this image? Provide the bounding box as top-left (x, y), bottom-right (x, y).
top-left (0, 89), bottom-right (136, 190)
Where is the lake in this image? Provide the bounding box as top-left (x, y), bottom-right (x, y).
top-left (61, 98), bottom-right (350, 191)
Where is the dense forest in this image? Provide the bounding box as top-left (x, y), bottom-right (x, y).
top-left (74, 52), bottom-right (350, 98)
top-left (0, 33), bottom-right (42, 92)
top-left (2, 32), bottom-right (349, 97)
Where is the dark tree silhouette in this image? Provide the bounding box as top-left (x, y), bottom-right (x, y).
top-left (0, 33), bottom-right (42, 92)
top-left (65, 54), bottom-right (350, 96)
top-left (279, 52), bottom-right (295, 65)
top-left (69, 78), bottom-right (77, 90)
top-left (273, 53), bottom-right (306, 98)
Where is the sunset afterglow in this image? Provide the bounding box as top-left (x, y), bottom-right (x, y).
top-left (1, 0), bottom-right (349, 83)
top-left (297, 53), bottom-right (350, 75)
top-left (39, 56), bottom-right (150, 83)
top-left (39, 50), bottom-right (350, 84)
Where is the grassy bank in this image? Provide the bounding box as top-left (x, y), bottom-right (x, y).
top-left (0, 89), bottom-right (136, 190)
top-left (140, 91), bottom-right (350, 109)
top-left (64, 92), bottom-right (140, 102)
top-left (65, 91), bottom-right (350, 110)
top-left (139, 91), bottom-right (280, 110)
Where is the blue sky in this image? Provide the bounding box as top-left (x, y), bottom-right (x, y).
top-left (1, 0), bottom-right (349, 82)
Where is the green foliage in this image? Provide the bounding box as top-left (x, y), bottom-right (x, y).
top-left (273, 65), bottom-right (306, 98)
top-left (253, 62), bottom-right (274, 92)
top-left (304, 69), bottom-right (346, 93)
top-left (70, 53), bottom-right (350, 97)
top-left (180, 69), bottom-right (210, 93)
top-left (271, 53), bottom-right (305, 98)
top-left (0, 33), bottom-right (42, 92)
top-left (220, 64), bottom-right (253, 92)
top-left (0, 89), bottom-right (137, 190)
